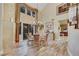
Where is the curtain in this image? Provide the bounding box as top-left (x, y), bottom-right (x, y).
top-left (68, 6), bottom-right (77, 24)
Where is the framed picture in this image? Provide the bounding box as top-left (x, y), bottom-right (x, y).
top-left (56, 3), bottom-right (70, 15)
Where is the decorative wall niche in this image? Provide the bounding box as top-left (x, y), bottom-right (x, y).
top-left (59, 20), bottom-right (68, 36)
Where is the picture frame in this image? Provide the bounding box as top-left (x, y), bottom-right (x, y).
top-left (56, 3), bottom-right (70, 15)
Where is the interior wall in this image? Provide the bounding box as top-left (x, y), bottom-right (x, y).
top-left (2, 3), bottom-right (36, 50)
top-left (41, 3), bottom-right (79, 55)
top-left (2, 3), bottom-right (15, 52)
top-left (0, 3), bottom-right (3, 55)
top-left (20, 13), bottom-right (35, 24)
top-left (1, 3), bottom-right (79, 55)
top-left (20, 4), bottom-right (45, 39)
top-left (41, 3), bottom-right (68, 39)
top-left (68, 22), bottom-right (79, 55)
top-left (20, 12), bottom-right (36, 42)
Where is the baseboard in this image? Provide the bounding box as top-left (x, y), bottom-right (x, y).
top-left (0, 50), bottom-right (3, 56)
top-left (67, 47), bottom-right (73, 56)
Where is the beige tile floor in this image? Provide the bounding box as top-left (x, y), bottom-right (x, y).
top-left (3, 39), bottom-right (69, 56)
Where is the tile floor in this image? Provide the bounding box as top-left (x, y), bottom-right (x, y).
top-left (3, 39), bottom-right (69, 56)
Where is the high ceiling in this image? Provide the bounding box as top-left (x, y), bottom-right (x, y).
top-left (27, 3), bottom-right (48, 11)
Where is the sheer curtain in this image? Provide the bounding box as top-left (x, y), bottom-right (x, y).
top-left (68, 6), bottom-right (77, 24)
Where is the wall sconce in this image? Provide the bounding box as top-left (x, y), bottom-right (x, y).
top-left (10, 18), bottom-right (14, 23)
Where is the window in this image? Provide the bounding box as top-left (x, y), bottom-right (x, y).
top-left (20, 7), bottom-right (25, 13)
top-left (27, 9), bottom-right (31, 16)
top-left (32, 11), bottom-right (36, 17)
top-left (20, 4), bottom-right (37, 17)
